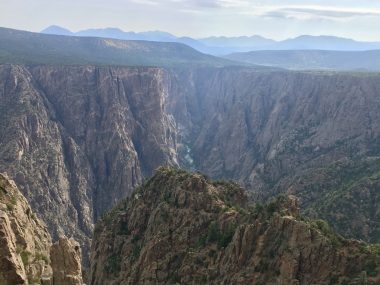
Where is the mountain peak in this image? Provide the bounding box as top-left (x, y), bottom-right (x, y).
top-left (41, 25), bottom-right (73, 36)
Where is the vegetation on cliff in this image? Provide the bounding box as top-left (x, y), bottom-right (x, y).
top-left (91, 167), bottom-right (380, 285)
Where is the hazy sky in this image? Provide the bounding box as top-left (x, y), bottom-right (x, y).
top-left (1, 0), bottom-right (380, 40)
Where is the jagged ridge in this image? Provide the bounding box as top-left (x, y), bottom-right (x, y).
top-left (90, 168), bottom-right (380, 285)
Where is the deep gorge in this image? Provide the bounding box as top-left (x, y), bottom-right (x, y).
top-left (1, 64), bottom-right (380, 262)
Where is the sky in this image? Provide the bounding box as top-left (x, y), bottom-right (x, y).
top-left (1, 0), bottom-right (380, 40)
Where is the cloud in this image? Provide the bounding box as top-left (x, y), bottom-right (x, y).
top-left (130, 0), bottom-right (250, 9)
top-left (130, 1), bottom-right (380, 19)
top-left (188, 0), bottom-right (222, 8)
top-left (259, 6), bottom-right (380, 20)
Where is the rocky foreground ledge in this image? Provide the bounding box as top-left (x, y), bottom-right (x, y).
top-left (0, 173), bottom-right (84, 285)
top-left (90, 167), bottom-right (380, 285)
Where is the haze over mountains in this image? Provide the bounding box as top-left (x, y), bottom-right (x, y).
top-left (38, 25), bottom-right (380, 71)
top-left (225, 50), bottom-right (380, 71)
top-left (42, 25), bottom-right (380, 56)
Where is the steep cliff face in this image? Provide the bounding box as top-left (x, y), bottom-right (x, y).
top-left (170, 68), bottom-right (380, 185)
top-left (0, 64), bottom-right (178, 258)
top-left (0, 173), bottom-right (52, 284)
top-left (167, 67), bottom-right (380, 242)
top-left (0, 172), bottom-right (84, 285)
top-left (90, 168), bottom-right (380, 285)
top-left (50, 237), bottom-right (83, 285)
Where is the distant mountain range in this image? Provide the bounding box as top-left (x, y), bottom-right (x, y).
top-left (2, 26), bottom-right (380, 71)
top-left (41, 25), bottom-right (380, 55)
top-left (225, 50), bottom-right (380, 71)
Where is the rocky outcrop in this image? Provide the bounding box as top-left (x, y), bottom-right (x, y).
top-left (0, 172), bottom-right (84, 285)
top-left (0, 64), bottom-right (178, 260)
top-left (50, 237), bottom-right (83, 285)
top-left (0, 210), bottom-right (28, 285)
top-left (0, 172), bottom-right (52, 284)
top-left (90, 168), bottom-right (380, 285)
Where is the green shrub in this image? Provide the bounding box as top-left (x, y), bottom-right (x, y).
top-left (207, 222), bottom-right (219, 243)
top-left (106, 254), bottom-right (121, 275)
top-left (266, 202), bottom-right (277, 216)
top-left (118, 221), bottom-right (130, 235)
top-left (365, 259), bottom-right (378, 276)
top-left (314, 220), bottom-right (330, 234)
top-left (16, 245), bottom-right (32, 266)
top-left (131, 244), bottom-right (141, 261)
top-left (328, 275), bottom-right (339, 285)
top-left (163, 191), bottom-right (172, 204)
top-left (196, 235), bottom-right (207, 248)
top-left (27, 274), bottom-right (40, 284)
top-left (6, 202), bottom-right (14, 211)
top-left (20, 250), bottom-right (32, 266)
top-left (131, 234), bottom-right (140, 243)
top-left (10, 195), bottom-right (17, 205)
top-left (310, 219), bottom-right (343, 247)
top-left (217, 224), bottom-right (236, 249)
top-left (34, 252), bottom-right (49, 263)
top-left (167, 272), bottom-right (181, 284)
top-left (368, 242), bottom-right (380, 255)
top-left (0, 189), bottom-right (4, 202)
top-left (255, 260), bottom-right (269, 272)
top-left (254, 203), bottom-right (264, 215)
top-left (206, 222), bottom-right (236, 248)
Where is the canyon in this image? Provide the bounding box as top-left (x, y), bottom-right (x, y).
top-left (1, 63), bottom-right (380, 264)
top-left (168, 67), bottom-right (380, 242)
top-left (0, 24), bottom-right (380, 284)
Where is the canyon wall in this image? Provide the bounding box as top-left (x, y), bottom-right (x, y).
top-left (167, 67), bottom-right (380, 241)
top-left (0, 64), bottom-right (178, 256)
